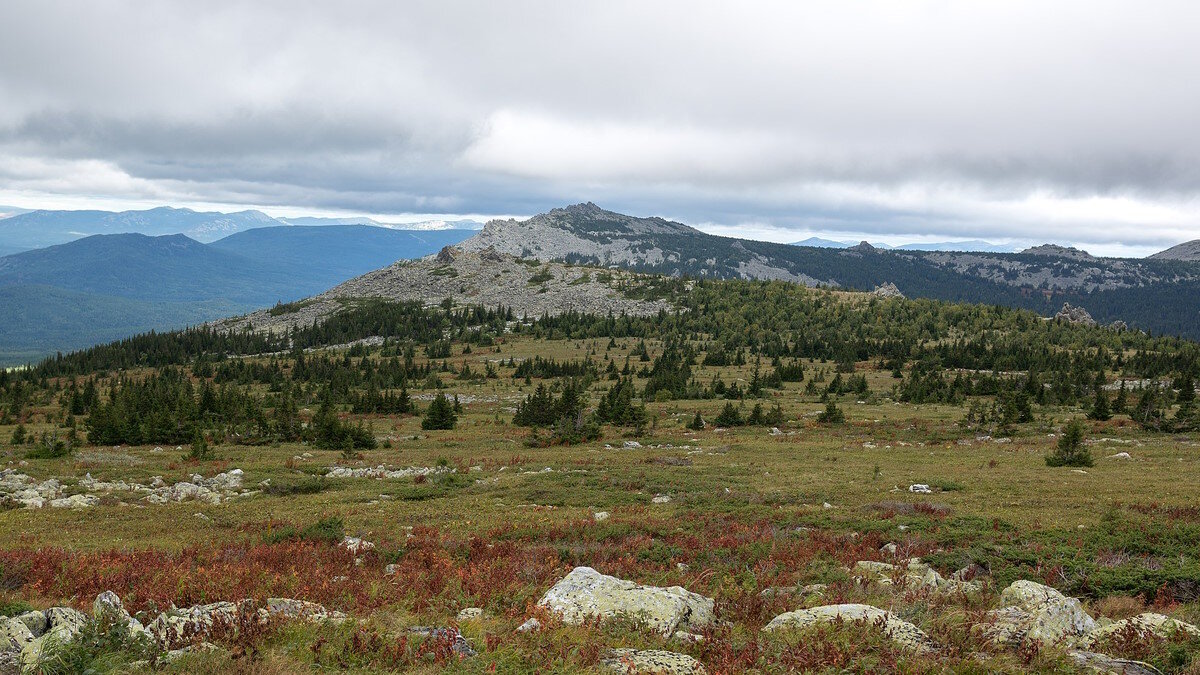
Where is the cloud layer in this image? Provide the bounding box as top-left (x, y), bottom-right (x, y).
top-left (2, 0), bottom-right (1199, 254)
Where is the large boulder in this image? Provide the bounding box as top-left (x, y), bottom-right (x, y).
top-left (599, 648), bottom-right (707, 674)
top-left (762, 603), bottom-right (936, 654)
top-left (983, 580), bottom-right (1096, 647)
top-left (537, 567), bottom-right (715, 636)
top-left (1083, 613), bottom-right (1200, 648)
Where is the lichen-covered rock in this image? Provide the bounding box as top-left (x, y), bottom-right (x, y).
top-left (983, 580), bottom-right (1096, 647)
top-left (852, 559), bottom-right (979, 593)
top-left (20, 607), bottom-right (88, 670)
top-left (1083, 613), bottom-right (1200, 648)
top-left (0, 617), bottom-right (34, 653)
top-left (599, 648), bottom-right (707, 674)
top-left (48, 494), bottom-right (98, 509)
top-left (148, 601), bottom-right (239, 649)
top-left (13, 612), bottom-right (46, 638)
top-left (265, 598), bottom-right (346, 622)
top-left (762, 603), bottom-right (936, 654)
top-left (1068, 649), bottom-right (1163, 675)
top-left (538, 566), bottom-right (715, 636)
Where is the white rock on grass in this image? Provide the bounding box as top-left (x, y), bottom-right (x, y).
top-left (516, 617), bottom-right (542, 633)
top-left (762, 603), bottom-right (937, 654)
top-left (599, 648), bottom-right (707, 674)
top-left (340, 536), bottom-right (375, 554)
top-left (537, 566), bottom-right (714, 636)
top-left (982, 580), bottom-right (1096, 647)
top-left (456, 608), bottom-right (483, 622)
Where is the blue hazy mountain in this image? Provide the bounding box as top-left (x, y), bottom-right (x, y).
top-left (208, 225), bottom-right (475, 283)
top-left (0, 206), bottom-right (279, 249)
top-left (792, 237), bottom-right (1014, 252)
top-left (0, 225), bottom-right (475, 364)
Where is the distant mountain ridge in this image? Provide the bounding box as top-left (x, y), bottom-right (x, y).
top-left (0, 225), bottom-right (475, 364)
top-left (792, 237), bottom-right (1017, 253)
top-left (0, 206), bottom-right (484, 251)
top-left (459, 203), bottom-right (1200, 339)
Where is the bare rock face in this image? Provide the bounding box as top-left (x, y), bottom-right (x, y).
top-left (599, 648), bottom-right (707, 674)
top-left (537, 566), bottom-right (715, 636)
top-left (1055, 302), bottom-right (1097, 326)
top-left (762, 603), bottom-right (937, 654)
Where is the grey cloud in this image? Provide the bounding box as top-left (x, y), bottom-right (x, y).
top-left (1, 0), bottom-right (1199, 250)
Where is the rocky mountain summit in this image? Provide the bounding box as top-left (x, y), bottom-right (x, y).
top-left (217, 245), bottom-right (675, 334)
top-left (1020, 244), bottom-right (1097, 261)
top-left (462, 202), bottom-right (829, 285)
top-left (1150, 239), bottom-right (1200, 261)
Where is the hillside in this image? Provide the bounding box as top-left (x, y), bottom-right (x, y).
top-left (1150, 239), bottom-right (1200, 261)
top-left (218, 245), bottom-right (674, 334)
top-left (462, 203), bottom-right (1200, 338)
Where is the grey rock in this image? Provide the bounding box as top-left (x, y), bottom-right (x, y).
top-left (538, 566), bottom-right (715, 636)
top-left (407, 626), bottom-right (476, 657)
top-left (599, 648), bottom-right (707, 674)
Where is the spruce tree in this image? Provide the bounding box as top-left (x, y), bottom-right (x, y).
top-left (818, 400), bottom-right (845, 424)
top-left (1087, 387), bottom-right (1112, 421)
top-left (422, 392), bottom-right (458, 430)
top-left (1046, 419), bottom-right (1092, 467)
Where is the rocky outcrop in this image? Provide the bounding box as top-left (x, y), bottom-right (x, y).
top-left (1055, 302), bottom-right (1097, 326)
top-left (983, 580), bottom-right (1096, 647)
top-left (870, 282), bottom-right (905, 299)
top-left (1083, 613), bottom-right (1200, 648)
top-left (599, 648), bottom-right (707, 674)
top-left (762, 603), bottom-right (936, 654)
top-left (217, 246), bottom-right (676, 335)
top-left (1022, 244), bottom-right (1096, 261)
top-left (0, 468), bottom-right (251, 510)
top-left (537, 567), bottom-right (715, 636)
top-left (851, 559), bottom-right (979, 593)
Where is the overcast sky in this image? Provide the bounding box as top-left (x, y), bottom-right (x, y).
top-left (2, 1), bottom-right (1199, 256)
